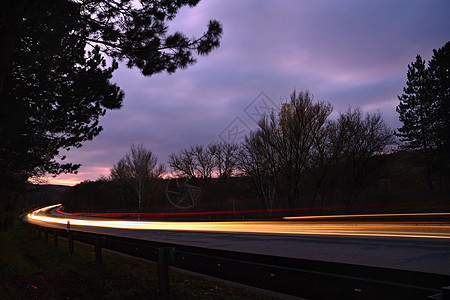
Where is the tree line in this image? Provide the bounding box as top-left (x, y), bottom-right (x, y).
top-left (167, 91), bottom-right (395, 212)
top-left (67, 37), bottom-right (450, 215)
top-left (64, 90), bottom-right (396, 213)
top-left (0, 0), bottom-right (447, 221)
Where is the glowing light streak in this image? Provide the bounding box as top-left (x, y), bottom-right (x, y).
top-left (55, 200), bottom-right (450, 220)
top-left (284, 212), bottom-right (450, 220)
top-left (26, 205), bottom-right (450, 240)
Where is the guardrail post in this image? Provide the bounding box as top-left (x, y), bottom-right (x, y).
top-left (95, 239), bottom-right (102, 265)
top-left (66, 221), bottom-right (74, 254)
top-left (54, 229), bottom-right (58, 247)
top-left (158, 247), bottom-right (175, 297)
top-left (442, 286), bottom-right (450, 300)
top-left (45, 228), bottom-right (48, 242)
top-left (38, 228), bottom-right (41, 239)
top-left (68, 233), bottom-right (74, 254)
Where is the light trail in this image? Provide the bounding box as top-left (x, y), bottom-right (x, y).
top-left (284, 212), bottom-right (450, 220)
top-left (26, 205), bottom-right (450, 240)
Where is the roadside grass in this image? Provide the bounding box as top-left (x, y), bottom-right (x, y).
top-left (0, 220), bottom-right (280, 299)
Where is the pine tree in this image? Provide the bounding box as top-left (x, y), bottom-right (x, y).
top-left (0, 0), bottom-right (222, 179)
top-left (396, 55), bottom-right (437, 152)
top-left (0, 0), bottom-right (222, 228)
top-left (396, 41), bottom-right (450, 186)
top-left (428, 42), bottom-right (450, 155)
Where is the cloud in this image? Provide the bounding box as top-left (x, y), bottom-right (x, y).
top-left (47, 0), bottom-right (450, 185)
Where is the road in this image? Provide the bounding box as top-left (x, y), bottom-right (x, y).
top-left (26, 205), bottom-right (450, 275)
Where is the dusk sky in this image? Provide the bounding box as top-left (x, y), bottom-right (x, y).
top-left (46, 0), bottom-right (450, 186)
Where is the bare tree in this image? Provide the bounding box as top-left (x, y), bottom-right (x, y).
top-left (209, 143), bottom-right (239, 178)
top-left (276, 91), bottom-right (333, 204)
top-left (336, 108), bottom-right (395, 209)
top-left (168, 143), bottom-right (239, 209)
top-left (238, 130), bottom-right (279, 213)
top-left (169, 145), bottom-right (214, 179)
top-left (192, 145), bottom-right (215, 179)
top-left (305, 119), bottom-right (344, 207)
top-left (168, 148), bottom-right (196, 179)
top-left (169, 143), bottom-right (240, 179)
top-left (110, 157), bottom-right (130, 210)
top-left (243, 91), bottom-right (332, 207)
top-left (239, 90), bottom-right (395, 211)
top-left (111, 144), bottom-right (165, 212)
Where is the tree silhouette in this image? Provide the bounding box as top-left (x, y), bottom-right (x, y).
top-left (428, 42), bottom-right (450, 162)
top-left (0, 0), bottom-right (222, 227)
top-left (396, 41), bottom-right (450, 186)
top-left (336, 108), bottom-right (395, 208)
top-left (396, 55), bottom-right (437, 152)
top-left (0, 0), bottom-right (222, 92)
top-left (0, 0), bottom-right (222, 178)
top-left (240, 90), bottom-right (394, 210)
top-left (111, 144), bottom-right (164, 212)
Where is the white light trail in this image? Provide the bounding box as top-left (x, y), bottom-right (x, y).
top-left (26, 205), bottom-right (450, 239)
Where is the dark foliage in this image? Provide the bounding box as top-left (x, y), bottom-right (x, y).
top-left (0, 0), bottom-right (222, 224)
top-left (396, 41), bottom-right (450, 186)
top-left (1, 0), bottom-right (124, 179)
top-left (24, 184), bottom-right (71, 210)
top-left (0, 0), bottom-right (222, 180)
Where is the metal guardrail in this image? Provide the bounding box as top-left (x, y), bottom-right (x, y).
top-left (24, 220), bottom-right (450, 300)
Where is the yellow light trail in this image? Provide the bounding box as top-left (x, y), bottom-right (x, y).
top-left (284, 212), bottom-right (450, 220)
top-left (26, 205), bottom-right (450, 240)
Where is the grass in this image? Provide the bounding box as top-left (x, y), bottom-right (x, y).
top-left (0, 220), bottom-right (281, 299)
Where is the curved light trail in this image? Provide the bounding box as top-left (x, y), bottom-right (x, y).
top-left (26, 205), bottom-right (450, 239)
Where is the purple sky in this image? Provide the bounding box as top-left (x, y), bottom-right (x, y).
top-left (46, 0), bottom-right (450, 185)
